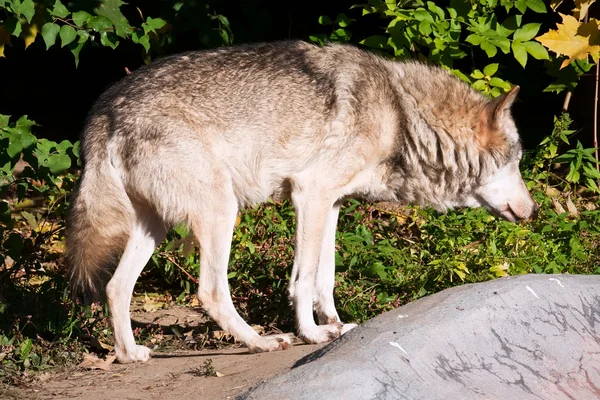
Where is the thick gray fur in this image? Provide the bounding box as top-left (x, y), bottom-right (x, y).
top-left (66, 41), bottom-right (537, 362)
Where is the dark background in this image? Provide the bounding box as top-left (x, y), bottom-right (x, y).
top-left (0, 0), bottom-right (596, 150)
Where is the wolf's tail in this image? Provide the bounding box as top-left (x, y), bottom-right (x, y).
top-left (66, 156), bottom-right (134, 304)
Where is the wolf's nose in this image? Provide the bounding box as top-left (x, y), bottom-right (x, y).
top-left (531, 203), bottom-right (539, 220)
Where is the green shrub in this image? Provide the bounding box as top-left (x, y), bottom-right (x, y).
top-left (1, 0), bottom-right (599, 386)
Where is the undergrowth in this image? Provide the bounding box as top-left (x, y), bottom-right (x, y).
top-left (1, 112), bottom-right (599, 386)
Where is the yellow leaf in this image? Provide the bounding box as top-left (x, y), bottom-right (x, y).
top-left (22, 11), bottom-right (44, 49)
top-left (536, 13), bottom-right (600, 68)
top-left (574, 0), bottom-right (596, 21)
top-left (0, 27), bottom-right (11, 58)
top-left (22, 22), bottom-right (39, 49)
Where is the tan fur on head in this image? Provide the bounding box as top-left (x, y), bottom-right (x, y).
top-left (475, 86), bottom-right (520, 151)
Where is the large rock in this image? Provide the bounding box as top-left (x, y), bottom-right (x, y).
top-left (240, 274), bottom-right (600, 400)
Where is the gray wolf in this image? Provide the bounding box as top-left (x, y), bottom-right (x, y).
top-left (66, 41), bottom-right (538, 363)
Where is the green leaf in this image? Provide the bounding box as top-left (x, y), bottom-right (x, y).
top-left (515, 0), bottom-right (528, 13)
top-left (68, 38), bottom-right (86, 67)
top-left (41, 23), bottom-right (60, 50)
top-left (427, 1), bottom-right (445, 19)
top-left (94, 0), bottom-right (132, 37)
top-left (483, 63), bottom-right (499, 76)
top-left (59, 25), bottom-right (77, 47)
top-left (472, 79), bottom-right (487, 91)
top-left (583, 164), bottom-right (600, 179)
top-left (142, 16), bottom-right (166, 34)
top-left (318, 15), bottom-right (332, 25)
top-left (72, 140), bottom-right (80, 161)
top-left (100, 31), bottom-right (119, 49)
top-left (360, 35), bottom-right (388, 49)
top-left (18, 0), bottom-right (35, 23)
top-left (56, 139), bottom-right (73, 153)
top-left (490, 38), bottom-right (511, 54)
top-left (480, 41), bottom-right (497, 57)
top-left (308, 34), bottom-right (326, 45)
top-left (419, 20), bottom-right (432, 36)
top-left (465, 34), bottom-right (483, 45)
top-left (51, 0), bottom-right (70, 19)
top-left (495, 23), bottom-right (514, 38)
top-left (367, 262), bottom-right (388, 280)
top-left (413, 9), bottom-right (433, 22)
top-left (522, 41), bottom-right (549, 60)
top-left (131, 30), bottom-right (150, 52)
top-left (331, 28), bottom-right (351, 42)
top-left (19, 338), bottom-right (33, 359)
top-left (489, 77), bottom-right (511, 90)
top-left (47, 153), bottom-right (71, 174)
top-left (566, 164), bottom-right (580, 183)
top-left (526, 0), bottom-right (547, 13)
top-left (513, 23), bottom-right (540, 42)
top-left (451, 69), bottom-right (471, 83)
top-left (5, 16), bottom-right (22, 36)
top-left (585, 177), bottom-right (600, 193)
top-left (335, 13), bottom-right (351, 28)
top-left (216, 27), bottom-right (230, 44)
top-left (0, 115), bottom-right (10, 128)
top-left (77, 29), bottom-right (89, 44)
top-left (512, 41), bottom-right (528, 67)
top-left (7, 136), bottom-right (24, 158)
top-left (87, 16), bottom-right (113, 32)
top-left (72, 11), bottom-right (92, 27)
top-left (471, 69), bottom-right (485, 79)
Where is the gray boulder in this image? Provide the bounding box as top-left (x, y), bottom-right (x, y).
top-left (240, 274), bottom-right (600, 400)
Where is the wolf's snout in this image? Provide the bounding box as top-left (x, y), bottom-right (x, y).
top-left (508, 201), bottom-right (539, 221)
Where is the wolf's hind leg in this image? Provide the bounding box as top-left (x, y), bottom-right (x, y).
top-left (193, 186), bottom-right (292, 353)
top-left (313, 203), bottom-right (358, 333)
top-left (106, 205), bottom-right (166, 363)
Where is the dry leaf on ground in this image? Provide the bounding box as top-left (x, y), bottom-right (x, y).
top-left (77, 353), bottom-right (116, 371)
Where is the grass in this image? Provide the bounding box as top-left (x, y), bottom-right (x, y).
top-left (0, 113), bottom-right (599, 386)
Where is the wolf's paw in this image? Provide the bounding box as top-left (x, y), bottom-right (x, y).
top-left (247, 333), bottom-right (294, 353)
top-left (116, 345), bottom-right (152, 363)
top-left (299, 322), bottom-right (357, 344)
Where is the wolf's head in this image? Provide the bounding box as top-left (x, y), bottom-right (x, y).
top-left (468, 86), bottom-right (538, 221)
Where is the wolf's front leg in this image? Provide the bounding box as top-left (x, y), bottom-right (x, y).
top-left (289, 190), bottom-right (355, 343)
top-left (312, 203), bottom-right (342, 325)
top-left (194, 189), bottom-right (292, 353)
top-left (312, 203), bottom-right (358, 333)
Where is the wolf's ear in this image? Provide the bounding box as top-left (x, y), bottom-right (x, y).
top-left (490, 85), bottom-right (519, 124)
top-left (476, 86), bottom-right (519, 149)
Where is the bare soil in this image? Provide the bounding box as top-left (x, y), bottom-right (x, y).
top-left (3, 303), bottom-right (324, 400)
top-left (32, 344), bottom-right (322, 400)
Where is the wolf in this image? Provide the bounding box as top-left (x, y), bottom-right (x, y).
top-left (66, 41), bottom-right (538, 363)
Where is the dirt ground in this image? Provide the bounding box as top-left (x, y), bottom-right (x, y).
top-left (32, 344), bottom-right (322, 400)
top-left (2, 303), bottom-right (325, 400)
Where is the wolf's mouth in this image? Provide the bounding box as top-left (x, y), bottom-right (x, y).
top-left (485, 202), bottom-right (518, 222)
top-left (499, 204), bottom-right (518, 222)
